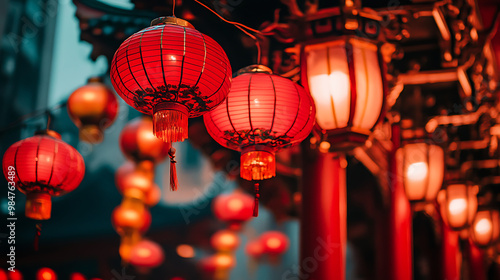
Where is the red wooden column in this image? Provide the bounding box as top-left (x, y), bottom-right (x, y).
top-left (388, 124), bottom-right (413, 280)
top-left (465, 238), bottom-right (486, 280)
top-left (301, 149), bottom-right (347, 280)
top-left (441, 221), bottom-right (460, 280)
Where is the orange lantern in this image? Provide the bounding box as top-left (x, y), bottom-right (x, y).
top-left (200, 253), bottom-right (236, 272)
top-left (129, 240), bottom-right (165, 273)
top-left (111, 204), bottom-right (152, 235)
top-left (438, 183), bottom-right (478, 230)
top-left (260, 231), bottom-right (289, 255)
top-left (67, 77), bottom-right (118, 143)
top-left (397, 142), bottom-right (444, 202)
top-left (211, 230), bottom-right (240, 252)
top-left (471, 208), bottom-right (500, 248)
top-left (115, 161), bottom-right (161, 207)
top-left (212, 192), bottom-right (254, 230)
top-left (36, 268), bottom-right (56, 280)
top-left (298, 9), bottom-right (386, 150)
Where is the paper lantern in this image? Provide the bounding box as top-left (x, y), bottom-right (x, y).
top-left (213, 192), bottom-right (254, 229)
top-left (397, 142), bottom-right (444, 202)
top-left (260, 231), bottom-right (289, 255)
top-left (111, 204), bottom-right (152, 235)
top-left (130, 240), bottom-right (165, 271)
top-left (36, 268), bottom-right (56, 280)
top-left (115, 162), bottom-right (161, 206)
top-left (2, 132), bottom-right (85, 220)
top-left (69, 273), bottom-right (86, 280)
top-left (67, 77), bottom-right (118, 143)
top-left (7, 270), bottom-right (22, 280)
top-left (120, 117), bottom-right (170, 164)
top-left (245, 240), bottom-right (264, 258)
top-left (211, 230), bottom-right (240, 252)
top-left (204, 65), bottom-right (316, 181)
top-left (200, 253), bottom-right (236, 271)
top-left (111, 16), bottom-right (232, 143)
top-left (471, 209), bottom-right (500, 248)
top-left (438, 183), bottom-right (478, 230)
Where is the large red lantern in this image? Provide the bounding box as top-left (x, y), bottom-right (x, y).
top-left (213, 192), bottom-right (254, 229)
top-left (67, 77), bottom-right (118, 143)
top-left (437, 183), bottom-right (478, 231)
top-left (2, 132), bottom-right (85, 220)
top-left (211, 230), bottom-right (240, 252)
top-left (204, 65), bottom-right (316, 181)
top-left (130, 240), bottom-right (165, 273)
top-left (111, 17), bottom-right (232, 143)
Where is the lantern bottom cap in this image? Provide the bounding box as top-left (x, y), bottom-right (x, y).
top-left (240, 150), bottom-right (276, 181)
top-left (79, 124), bottom-right (104, 143)
top-left (25, 193), bottom-right (51, 220)
top-left (153, 103), bottom-right (189, 143)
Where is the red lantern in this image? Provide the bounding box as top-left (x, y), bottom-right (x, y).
top-left (111, 204), bottom-right (152, 235)
top-left (213, 192), bottom-right (254, 229)
top-left (7, 270), bottom-right (22, 280)
top-left (36, 268), bottom-right (56, 280)
top-left (111, 17), bottom-right (232, 143)
top-left (67, 77), bottom-right (118, 143)
top-left (2, 132), bottom-right (85, 220)
top-left (120, 117), bottom-right (170, 164)
top-left (200, 253), bottom-right (236, 272)
top-left (211, 230), bottom-right (240, 252)
top-left (204, 65), bottom-right (316, 181)
top-left (115, 162), bottom-right (161, 206)
top-left (0, 269), bottom-right (6, 280)
top-left (245, 240), bottom-right (264, 259)
top-left (69, 272), bottom-right (86, 280)
top-left (437, 183), bottom-right (478, 231)
top-left (471, 208), bottom-right (500, 248)
top-left (260, 231), bottom-right (289, 255)
top-left (130, 240), bottom-right (165, 272)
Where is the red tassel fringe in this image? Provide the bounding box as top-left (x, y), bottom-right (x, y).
top-left (253, 183), bottom-right (260, 217)
top-left (169, 147), bottom-right (178, 191)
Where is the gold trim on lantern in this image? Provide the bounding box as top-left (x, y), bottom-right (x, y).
top-left (151, 16), bottom-right (194, 29)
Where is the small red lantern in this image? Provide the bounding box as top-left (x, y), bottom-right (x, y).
top-left (36, 268), bottom-right (56, 280)
top-left (260, 231), bottom-right (289, 255)
top-left (111, 17), bottom-right (232, 143)
top-left (471, 208), bottom-right (500, 248)
top-left (200, 253), bottom-right (236, 272)
top-left (245, 240), bottom-right (264, 259)
top-left (67, 77), bottom-right (118, 143)
top-left (204, 65), bottom-right (316, 181)
top-left (213, 192), bottom-right (254, 229)
top-left (7, 270), bottom-right (22, 280)
top-left (111, 204), bottom-right (152, 235)
top-left (115, 162), bottom-right (161, 206)
top-left (437, 183), bottom-right (478, 231)
top-left (211, 230), bottom-right (240, 252)
top-left (69, 272), bottom-right (86, 280)
top-left (130, 240), bottom-right (165, 272)
top-left (2, 132), bottom-right (85, 220)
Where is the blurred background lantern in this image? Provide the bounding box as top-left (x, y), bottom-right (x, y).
top-left (67, 77), bottom-right (118, 143)
top-left (129, 240), bottom-right (165, 274)
top-left (210, 230), bottom-right (240, 252)
top-left (200, 253), bottom-right (236, 280)
top-left (117, 171), bottom-right (156, 202)
top-left (471, 208), bottom-right (500, 248)
top-left (260, 231), bottom-right (289, 256)
top-left (69, 272), bottom-right (86, 280)
top-left (2, 131), bottom-right (85, 220)
top-left (397, 142), bottom-right (444, 202)
top-left (245, 240), bottom-right (264, 259)
top-left (438, 183), bottom-right (479, 231)
top-left (7, 270), bottom-right (23, 280)
top-left (36, 268), bottom-right (56, 280)
top-left (0, 270), bottom-right (6, 280)
top-left (212, 192), bottom-right (254, 230)
top-left (110, 17), bottom-right (232, 143)
top-left (204, 65), bottom-right (316, 181)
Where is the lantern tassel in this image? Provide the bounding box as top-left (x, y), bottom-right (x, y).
top-left (169, 147), bottom-right (178, 191)
top-left (253, 182), bottom-right (260, 217)
top-left (34, 223), bottom-right (42, 251)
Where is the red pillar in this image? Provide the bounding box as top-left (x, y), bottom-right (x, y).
top-left (441, 222), bottom-right (460, 280)
top-left (301, 150), bottom-right (346, 280)
top-left (465, 238), bottom-right (487, 280)
top-left (389, 124), bottom-right (413, 280)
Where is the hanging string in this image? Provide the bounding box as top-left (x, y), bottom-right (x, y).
top-left (169, 147), bottom-right (178, 191)
top-left (0, 101), bottom-right (66, 134)
top-left (192, 0), bottom-right (262, 64)
top-left (34, 223), bottom-right (42, 251)
top-left (253, 182), bottom-right (260, 217)
top-left (172, 0), bottom-right (176, 17)
top-left (45, 112), bottom-right (51, 131)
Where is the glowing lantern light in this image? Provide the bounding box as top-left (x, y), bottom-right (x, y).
top-left (204, 65), bottom-right (316, 181)
top-left (36, 268), bottom-right (56, 280)
top-left (471, 209), bottom-right (500, 248)
top-left (111, 204), bottom-right (152, 235)
top-left (245, 240), bottom-right (264, 259)
top-left (7, 270), bottom-right (22, 280)
top-left (69, 272), bottom-right (86, 280)
top-left (260, 231), bottom-right (289, 255)
top-left (130, 240), bottom-right (165, 273)
top-left (397, 142), bottom-right (444, 202)
top-left (67, 77), bottom-right (118, 143)
top-left (200, 253), bottom-right (236, 272)
top-left (111, 16), bottom-right (232, 143)
top-left (0, 269), bottom-right (6, 280)
top-left (211, 230), bottom-right (240, 252)
top-left (2, 132), bottom-right (85, 220)
top-left (176, 244), bottom-right (195, 258)
top-left (438, 183), bottom-right (478, 230)
top-left (213, 192), bottom-right (254, 229)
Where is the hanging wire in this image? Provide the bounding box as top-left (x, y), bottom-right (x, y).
top-left (172, 0), bottom-right (176, 17)
top-left (0, 101), bottom-right (67, 134)
top-left (45, 111), bottom-right (52, 131)
top-left (193, 0), bottom-right (263, 64)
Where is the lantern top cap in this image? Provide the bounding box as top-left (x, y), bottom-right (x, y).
top-left (87, 76), bottom-right (103, 84)
top-left (151, 17), bottom-right (194, 29)
top-left (34, 129), bottom-right (62, 140)
top-left (237, 65), bottom-right (273, 76)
